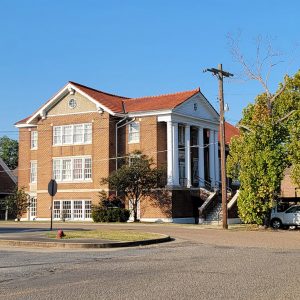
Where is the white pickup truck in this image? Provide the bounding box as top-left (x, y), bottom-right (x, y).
top-left (270, 204), bottom-right (300, 229)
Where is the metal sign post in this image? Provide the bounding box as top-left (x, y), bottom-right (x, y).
top-left (48, 179), bottom-right (57, 231)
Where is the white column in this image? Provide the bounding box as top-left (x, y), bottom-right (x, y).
top-left (209, 129), bottom-right (216, 188)
top-left (172, 122), bottom-right (179, 186)
top-left (167, 120), bottom-right (173, 186)
top-left (198, 127), bottom-right (205, 187)
top-left (214, 131), bottom-right (220, 188)
top-left (185, 124), bottom-right (191, 188)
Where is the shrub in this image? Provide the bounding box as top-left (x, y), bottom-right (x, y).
top-left (92, 207), bottom-right (130, 223)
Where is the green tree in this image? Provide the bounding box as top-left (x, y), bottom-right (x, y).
top-left (227, 71), bottom-right (300, 225)
top-left (101, 151), bottom-right (164, 222)
top-left (0, 136), bottom-right (18, 169)
top-left (3, 187), bottom-right (31, 221)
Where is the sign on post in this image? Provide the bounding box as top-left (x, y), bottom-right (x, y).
top-left (48, 179), bottom-right (57, 231)
top-left (48, 179), bottom-right (57, 197)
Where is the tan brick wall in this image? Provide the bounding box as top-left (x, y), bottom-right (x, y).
top-left (18, 128), bottom-right (34, 191)
top-left (281, 171), bottom-right (299, 198)
top-left (125, 116), bottom-right (159, 164)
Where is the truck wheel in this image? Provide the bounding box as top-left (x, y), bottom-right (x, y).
top-left (271, 219), bottom-right (282, 229)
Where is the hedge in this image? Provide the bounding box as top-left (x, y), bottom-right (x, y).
top-left (92, 207), bottom-right (130, 222)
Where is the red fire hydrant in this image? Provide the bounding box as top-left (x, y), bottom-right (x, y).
top-left (56, 229), bottom-right (65, 239)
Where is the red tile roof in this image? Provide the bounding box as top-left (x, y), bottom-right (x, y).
top-left (15, 116), bottom-right (31, 125)
top-left (219, 122), bottom-right (240, 145)
top-left (69, 81), bottom-right (128, 113)
top-left (15, 82), bottom-right (202, 124)
top-left (123, 88), bottom-right (200, 113)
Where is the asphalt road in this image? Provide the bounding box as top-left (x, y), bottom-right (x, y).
top-left (0, 223), bottom-right (299, 300)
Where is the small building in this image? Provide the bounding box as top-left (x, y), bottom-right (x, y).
top-left (0, 158), bottom-right (17, 219)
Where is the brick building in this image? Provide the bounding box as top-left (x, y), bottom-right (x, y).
top-left (16, 81), bottom-right (222, 222)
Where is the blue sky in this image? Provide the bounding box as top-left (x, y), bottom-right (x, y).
top-left (0, 0), bottom-right (299, 139)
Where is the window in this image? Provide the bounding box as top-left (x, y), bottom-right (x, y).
top-left (53, 126), bottom-right (62, 145)
top-left (62, 125), bottom-right (72, 144)
top-left (30, 161), bottom-right (37, 183)
top-left (53, 156), bottom-right (92, 182)
top-left (178, 125), bottom-right (185, 146)
top-left (53, 200), bottom-right (92, 220)
top-left (73, 124), bottom-right (84, 144)
top-left (129, 153), bottom-right (141, 165)
top-left (31, 131), bottom-right (38, 149)
top-left (29, 197), bottom-right (37, 218)
top-left (53, 123), bottom-right (92, 146)
top-left (68, 98), bottom-right (77, 109)
top-left (62, 159), bottom-right (72, 181)
top-left (128, 122), bottom-right (140, 143)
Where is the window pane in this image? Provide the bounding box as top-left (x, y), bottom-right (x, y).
top-left (84, 124), bottom-right (92, 143)
top-left (62, 159), bottom-right (72, 180)
top-left (74, 200), bottom-right (83, 219)
top-left (74, 124), bottom-right (84, 144)
top-left (53, 126), bottom-right (62, 145)
top-left (73, 158), bottom-right (83, 180)
top-left (31, 131), bottom-right (38, 149)
top-left (30, 197), bottom-right (37, 217)
top-left (85, 200), bottom-right (92, 219)
top-left (53, 160), bottom-right (61, 181)
top-left (53, 201), bottom-right (61, 219)
top-left (84, 158), bottom-right (92, 179)
top-left (62, 201), bottom-right (72, 219)
top-left (30, 161), bottom-right (37, 183)
top-left (129, 122), bottom-right (140, 143)
top-left (62, 125), bottom-right (73, 144)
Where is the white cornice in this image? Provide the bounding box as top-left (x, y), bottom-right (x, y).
top-left (127, 109), bottom-right (172, 117)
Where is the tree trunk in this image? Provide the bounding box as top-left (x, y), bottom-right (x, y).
top-left (133, 206), bottom-right (138, 222)
top-left (5, 206), bottom-right (8, 221)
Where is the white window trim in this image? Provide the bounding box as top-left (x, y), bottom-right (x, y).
top-left (53, 199), bottom-right (92, 221)
top-left (30, 131), bottom-right (38, 150)
top-left (53, 123), bottom-right (92, 146)
top-left (30, 160), bottom-right (37, 183)
top-left (128, 122), bottom-right (140, 144)
top-left (52, 156), bottom-right (92, 183)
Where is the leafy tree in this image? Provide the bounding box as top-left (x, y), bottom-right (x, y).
top-left (2, 187), bottom-right (31, 221)
top-left (227, 71), bottom-right (300, 224)
top-left (0, 136), bottom-right (18, 169)
top-left (101, 151), bottom-right (164, 222)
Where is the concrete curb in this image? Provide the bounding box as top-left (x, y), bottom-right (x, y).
top-left (0, 235), bottom-right (172, 249)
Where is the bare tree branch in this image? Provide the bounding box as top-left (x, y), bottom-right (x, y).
top-left (236, 124), bottom-right (253, 132)
top-left (269, 80), bottom-right (287, 103)
top-left (275, 110), bottom-right (296, 124)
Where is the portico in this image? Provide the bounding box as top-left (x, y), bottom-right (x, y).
top-left (160, 114), bottom-right (220, 191)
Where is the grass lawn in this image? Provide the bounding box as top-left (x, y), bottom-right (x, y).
top-left (46, 230), bottom-right (164, 241)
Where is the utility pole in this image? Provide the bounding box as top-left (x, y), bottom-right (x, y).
top-left (204, 64), bottom-right (233, 229)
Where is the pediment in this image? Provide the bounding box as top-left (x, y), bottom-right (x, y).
top-left (174, 92), bottom-right (219, 121)
top-left (47, 92), bottom-right (97, 116)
